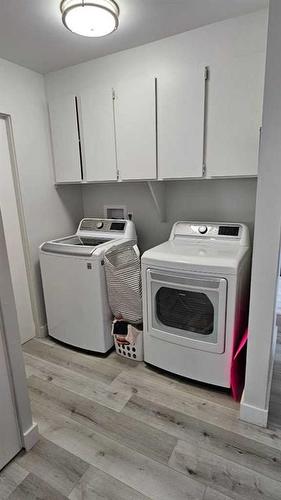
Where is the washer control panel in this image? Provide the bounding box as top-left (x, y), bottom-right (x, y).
top-left (79, 218), bottom-right (126, 233)
top-left (76, 218), bottom-right (136, 243)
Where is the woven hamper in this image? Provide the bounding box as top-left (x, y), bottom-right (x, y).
top-left (104, 241), bottom-right (142, 324)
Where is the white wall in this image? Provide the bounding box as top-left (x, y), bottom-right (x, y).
top-left (240, 0), bottom-right (281, 427)
top-left (0, 58), bottom-right (83, 337)
top-left (46, 10), bottom-right (267, 98)
top-left (82, 179), bottom-right (257, 253)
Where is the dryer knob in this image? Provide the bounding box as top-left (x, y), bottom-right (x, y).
top-left (198, 225), bottom-right (208, 234)
top-left (96, 221), bottom-right (104, 229)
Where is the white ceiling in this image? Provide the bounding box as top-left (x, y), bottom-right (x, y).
top-left (0, 0), bottom-right (268, 74)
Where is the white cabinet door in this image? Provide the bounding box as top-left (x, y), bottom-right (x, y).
top-left (49, 95), bottom-right (82, 183)
top-left (80, 87), bottom-right (117, 181)
top-left (206, 52), bottom-right (265, 177)
top-left (0, 321), bottom-right (21, 470)
top-left (158, 66), bottom-right (206, 179)
top-left (114, 76), bottom-right (157, 181)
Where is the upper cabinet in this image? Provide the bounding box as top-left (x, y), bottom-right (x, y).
top-left (80, 86), bottom-right (117, 182)
top-left (47, 53), bottom-right (265, 183)
top-left (48, 94), bottom-right (82, 183)
top-left (157, 66), bottom-right (206, 179)
top-left (114, 76), bottom-right (157, 181)
top-left (206, 52), bottom-right (265, 177)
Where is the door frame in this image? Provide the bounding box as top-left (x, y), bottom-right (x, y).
top-left (0, 113), bottom-right (40, 341)
top-left (0, 305), bottom-right (22, 469)
top-left (0, 208), bottom-right (39, 452)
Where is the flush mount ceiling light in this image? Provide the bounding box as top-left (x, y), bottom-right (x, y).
top-left (60, 0), bottom-right (119, 37)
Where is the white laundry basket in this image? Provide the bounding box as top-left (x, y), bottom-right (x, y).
top-left (114, 329), bottom-right (144, 361)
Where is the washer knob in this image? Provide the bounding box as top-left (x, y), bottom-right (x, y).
top-left (96, 221), bottom-right (104, 229)
top-left (198, 225), bottom-right (208, 235)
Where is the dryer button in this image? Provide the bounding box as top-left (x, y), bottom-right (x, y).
top-left (198, 225), bottom-right (208, 234)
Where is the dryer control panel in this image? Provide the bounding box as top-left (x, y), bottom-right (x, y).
top-left (170, 222), bottom-right (249, 246)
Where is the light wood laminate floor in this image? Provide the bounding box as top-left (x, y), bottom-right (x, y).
top-left (1, 337), bottom-right (281, 499)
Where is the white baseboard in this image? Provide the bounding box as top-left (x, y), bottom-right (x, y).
top-left (37, 323), bottom-right (48, 338)
top-left (240, 396), bottom-right (268, 427)
top-left (22, 422), bottom-right (39, 451)
top-left (21, 332), bottom-right (36, 345)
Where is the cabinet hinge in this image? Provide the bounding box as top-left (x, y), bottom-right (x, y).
top-left (258, 126), bottom-right (262, 154)
top-left (112, 89), bottom-right (116, 100)
top-left (117, 169), bottom-right (120, 180)
top-left (204, 67), bottom-right (209, 81)
top-left (202, 163), bottom-right (206, 176)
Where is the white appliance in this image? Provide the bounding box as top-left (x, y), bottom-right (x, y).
top-left (40, 218), bottom-right (137, 353)
top-left (142, 221), bottom-right (251, 387)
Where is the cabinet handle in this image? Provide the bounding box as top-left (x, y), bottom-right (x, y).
top-left (258, 126), bottom-right (262, 155)
top-left (202, 66), bottom-right (209, 176)
top-left (155, 77), bottom-right (158, 179)
top-left (75, 96), bottom-right (84, 181)
top-left (112, 88), bottom-right (119, 181)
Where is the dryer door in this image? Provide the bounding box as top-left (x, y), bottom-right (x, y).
top-left (146, 269), bottom-right (227, 353)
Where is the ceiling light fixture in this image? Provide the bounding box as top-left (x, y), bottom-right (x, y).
top-left (60, 0), bottom-right (119, 37)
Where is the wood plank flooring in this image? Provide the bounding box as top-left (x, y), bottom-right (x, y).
top-left (1, 337), bottom-right (281, 499)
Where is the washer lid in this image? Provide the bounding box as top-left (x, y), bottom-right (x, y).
top-left (142, 240), bottom-right (249, 275)
top-left (41, 235), bottom-right (114, 257)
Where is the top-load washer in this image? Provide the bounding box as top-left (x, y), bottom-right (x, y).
top-left (39, 218), bottom-right (137, 353)
top-left (142, 221), bottom-right (251, 387)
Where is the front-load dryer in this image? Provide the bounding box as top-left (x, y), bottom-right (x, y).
top-left (142, 221), bottom-right (251, 387)
top-left (39, 218), bottom-right (136, 353)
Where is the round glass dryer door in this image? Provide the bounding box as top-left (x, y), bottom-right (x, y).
top-left (147, 269), bottom-right (227, 354)
top-left (156, 287), bottom-right (214, 336)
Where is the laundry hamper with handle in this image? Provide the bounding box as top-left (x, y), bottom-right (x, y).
top-left (104, 241), bottom-right (142, 324)
top-left (104, 241), bottom-right (143, 360)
